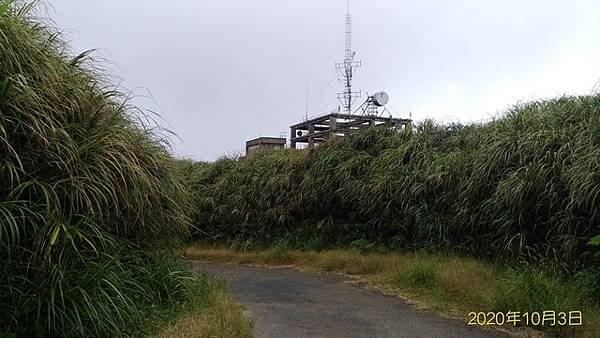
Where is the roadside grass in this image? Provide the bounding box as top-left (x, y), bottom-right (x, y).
top-left (392, 260), bottom-right (438, 289)
top-left (151, 277), bottom-right (253, 338)
top-left (185, 244), bottom-right (599, 338)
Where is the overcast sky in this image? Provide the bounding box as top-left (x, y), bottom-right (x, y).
top-left (48, 0), bottom-right (600, 160)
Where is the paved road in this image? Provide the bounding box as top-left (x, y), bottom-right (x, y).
top-left (192, 262), bottom-right (507, 338)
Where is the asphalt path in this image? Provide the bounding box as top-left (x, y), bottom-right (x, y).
top-left (192, 262), bottom-right (507, 338)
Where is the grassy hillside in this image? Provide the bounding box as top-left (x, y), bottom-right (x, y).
top-left (0, 2), bottom-right (248, 336)
top-left (183, 96), bottom-right (600, 273)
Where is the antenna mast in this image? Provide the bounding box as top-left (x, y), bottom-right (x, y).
top-left (336, 0), bottom-right (361, 114)
top-left (305, 78), bottom-right (309, 120)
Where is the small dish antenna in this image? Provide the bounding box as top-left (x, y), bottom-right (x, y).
top-left (372, 91), bottom-right (389, 106)
top-left (353, 91), bottom-right (391, 116)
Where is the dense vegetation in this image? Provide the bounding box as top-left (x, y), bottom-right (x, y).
top-left (0, 2), bottom-right (206, 336)
top-left (183, 96), bottom-right (600, 273)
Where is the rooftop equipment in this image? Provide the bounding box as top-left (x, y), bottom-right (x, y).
top-left (288, 0), bottom-right (412, 149)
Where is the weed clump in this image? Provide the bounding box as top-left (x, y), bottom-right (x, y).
top-left (491, 270), bottom-right (594, 315)
top-left (392, 261), bottom-right (439, 289)
top-left (490, 270), bottom-right (597, 335)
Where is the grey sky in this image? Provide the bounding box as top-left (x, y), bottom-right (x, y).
top-left (49, 0), bottom-right (600, 161)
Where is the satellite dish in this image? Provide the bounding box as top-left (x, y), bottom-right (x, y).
top-left (372, 92), bottom-right (389, 106)
top-left (297, 130), bottom-right (303, 137)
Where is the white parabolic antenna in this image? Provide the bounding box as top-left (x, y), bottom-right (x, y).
top-left (372, 91), bottom-right (389, 106)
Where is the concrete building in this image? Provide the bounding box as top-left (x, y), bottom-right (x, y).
top-left (245, 137), bottom-right (286, 155)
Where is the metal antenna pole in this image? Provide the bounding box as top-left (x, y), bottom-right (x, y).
top-left (305, 78), bottom-right (309, 120)
top-left (336, 0), bottom-right (361, 113)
